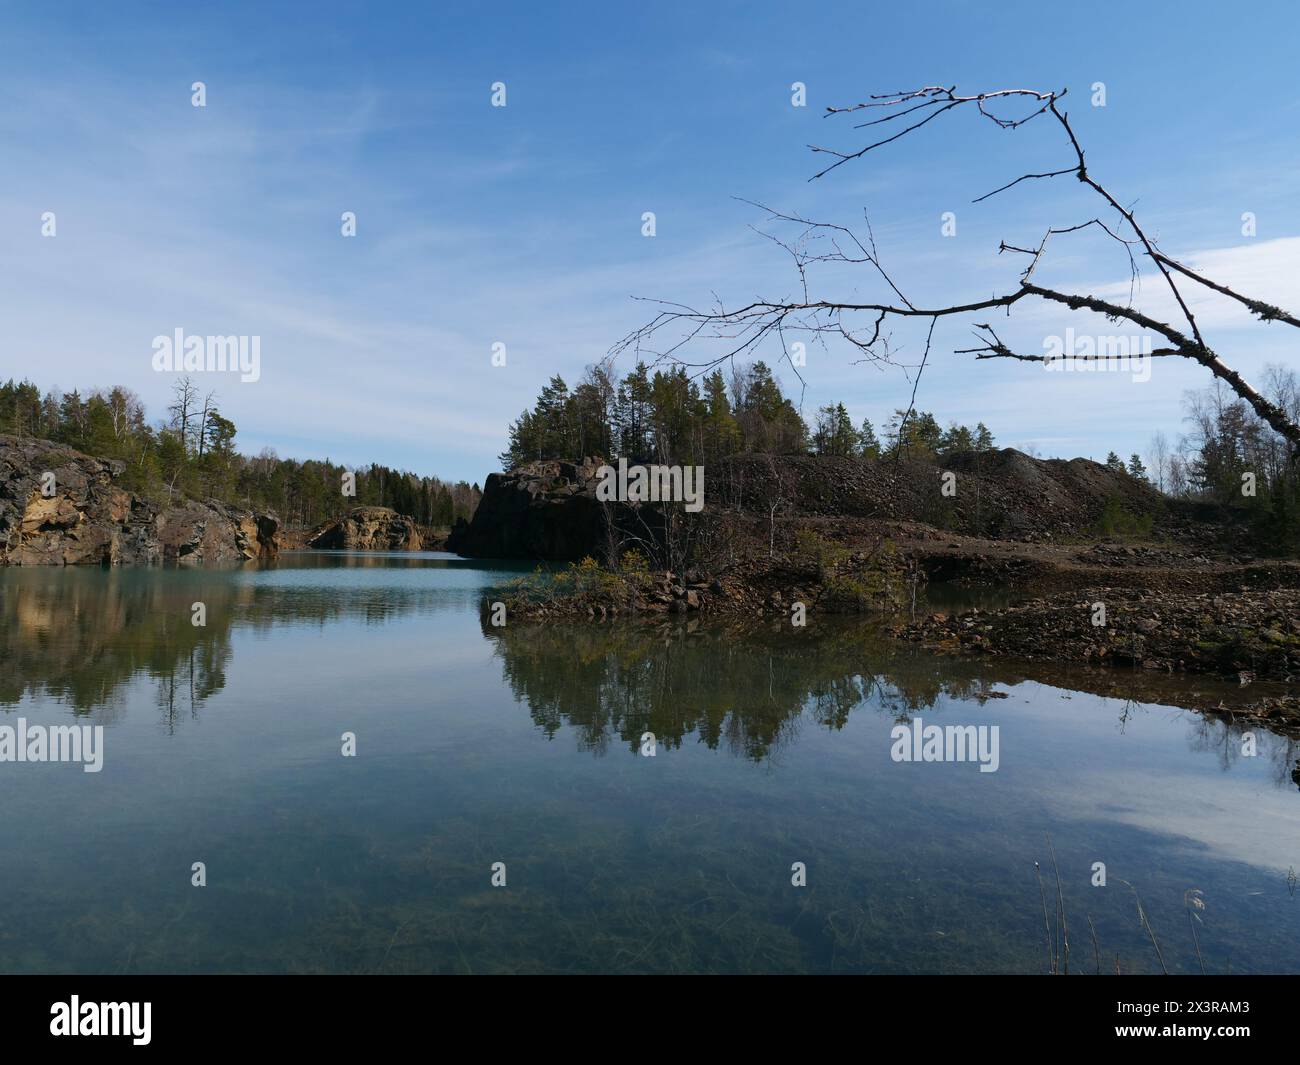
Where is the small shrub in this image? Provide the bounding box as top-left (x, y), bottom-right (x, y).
top-left (494, 550), bottom-right (655, 612)
top-left (1094, 496), bottom-right (1155, 539)
top-left (792, 530), bottom-right (907, 611)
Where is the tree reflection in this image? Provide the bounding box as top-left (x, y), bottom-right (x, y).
top-left (487, 618), bottom-right (1016, 761)
top-left (4, 564), bottom-right (1296, 785)
top-left (0, 561), bottom-right (462, 728)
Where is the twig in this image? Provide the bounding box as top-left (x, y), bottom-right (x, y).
top-left (1047, 834), bottom-right (1070, 975)
top-left (1035, 861), bottom-right (1056, 974)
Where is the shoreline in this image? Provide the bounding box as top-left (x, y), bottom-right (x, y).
top-left (481, 526), bottom-right (1300, 730)
top-left (480, 610), bottom-right (1300, 747)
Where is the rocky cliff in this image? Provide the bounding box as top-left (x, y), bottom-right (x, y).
top-left (306, 506), bottom-right (422, 550)
top-left (0, 434), bottom-right (279, 565)
top-left (447, 458), bottom-right (638, 560)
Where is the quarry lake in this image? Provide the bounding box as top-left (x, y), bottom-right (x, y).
top-left (2, 552), bottom-right (1298, 974)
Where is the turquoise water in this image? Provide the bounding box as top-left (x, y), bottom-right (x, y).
top-left (1, 552), bottom-right (1297, 973)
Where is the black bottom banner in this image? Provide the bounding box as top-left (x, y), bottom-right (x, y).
top-left (0, 974), bottom-right (1290, 1051)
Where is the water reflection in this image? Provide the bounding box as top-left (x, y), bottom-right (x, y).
top-left (485, 619), bottom-right (1300, 791)
top-left (485, 618), bottom-right (1007, 759)
top-left (0, 554), bottom-right (515, 723)
top-left (3, 563), bottom-right (1298, 789)
top-left (2, 558), bottom-right (1299, 974)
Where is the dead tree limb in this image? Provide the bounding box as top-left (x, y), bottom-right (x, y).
top-left (613, 84), bottom-right (1300, 450)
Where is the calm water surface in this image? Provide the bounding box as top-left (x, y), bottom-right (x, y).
top-left (1, 552), bottom-right (1297, 973)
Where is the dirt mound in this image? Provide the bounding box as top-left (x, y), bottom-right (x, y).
top-left (452, 449), bottom-right (1183, 560)
top-left (711, 449), bottom-right (1167, 540)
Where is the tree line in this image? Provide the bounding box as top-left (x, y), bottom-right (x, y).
top-left (500, 360), bottom-right (997, 468)
top-left (0, 377), bottom-right (479, 529)
top-left (1142, 365), bottom-right (1300, 554)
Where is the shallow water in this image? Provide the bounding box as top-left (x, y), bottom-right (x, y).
top-left (1, 552), bottom-right (1297, 974)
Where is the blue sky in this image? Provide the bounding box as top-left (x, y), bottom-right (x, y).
top-left (2, 0), bottom-right (1298, 484)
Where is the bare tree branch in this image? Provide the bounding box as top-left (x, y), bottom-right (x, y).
top-left (614, 82), bottom-right (1300, 451)
top-left (1152, 252), bottom-right (1300, 329)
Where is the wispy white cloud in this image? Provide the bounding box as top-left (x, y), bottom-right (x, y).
top-left (3, 11), bottom-right (1298, 484)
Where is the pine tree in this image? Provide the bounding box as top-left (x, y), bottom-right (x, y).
top-left (499, 409), bottom-right (539, 468)
top-left (570, 368), bottom-right (615, 459)
top-left (735, 362), bottom-right (808, 453)
top-left (812, 403), bottom-right (858, 456)
top-left (702, 370), bottom-right (741, 462)
top-left (533, 375), bottom-right (571, 457)
top-left (938, 423), bottom-right (975, 459)
top-left (887, 409), bottom-right (942, 459)
top-left (615, 362), bottom-right (653, 459)
top-left (858, 418), bottom-right (880, 459)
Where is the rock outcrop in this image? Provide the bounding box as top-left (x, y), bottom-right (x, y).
top-left (448, 458), bottom-right (628, 560)
top-left (1, 434), bottom-right (279, 565)
top-left (306, 506), bottom-right (422, 551)
top-left (154, 499), bottom-right (280, 564)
